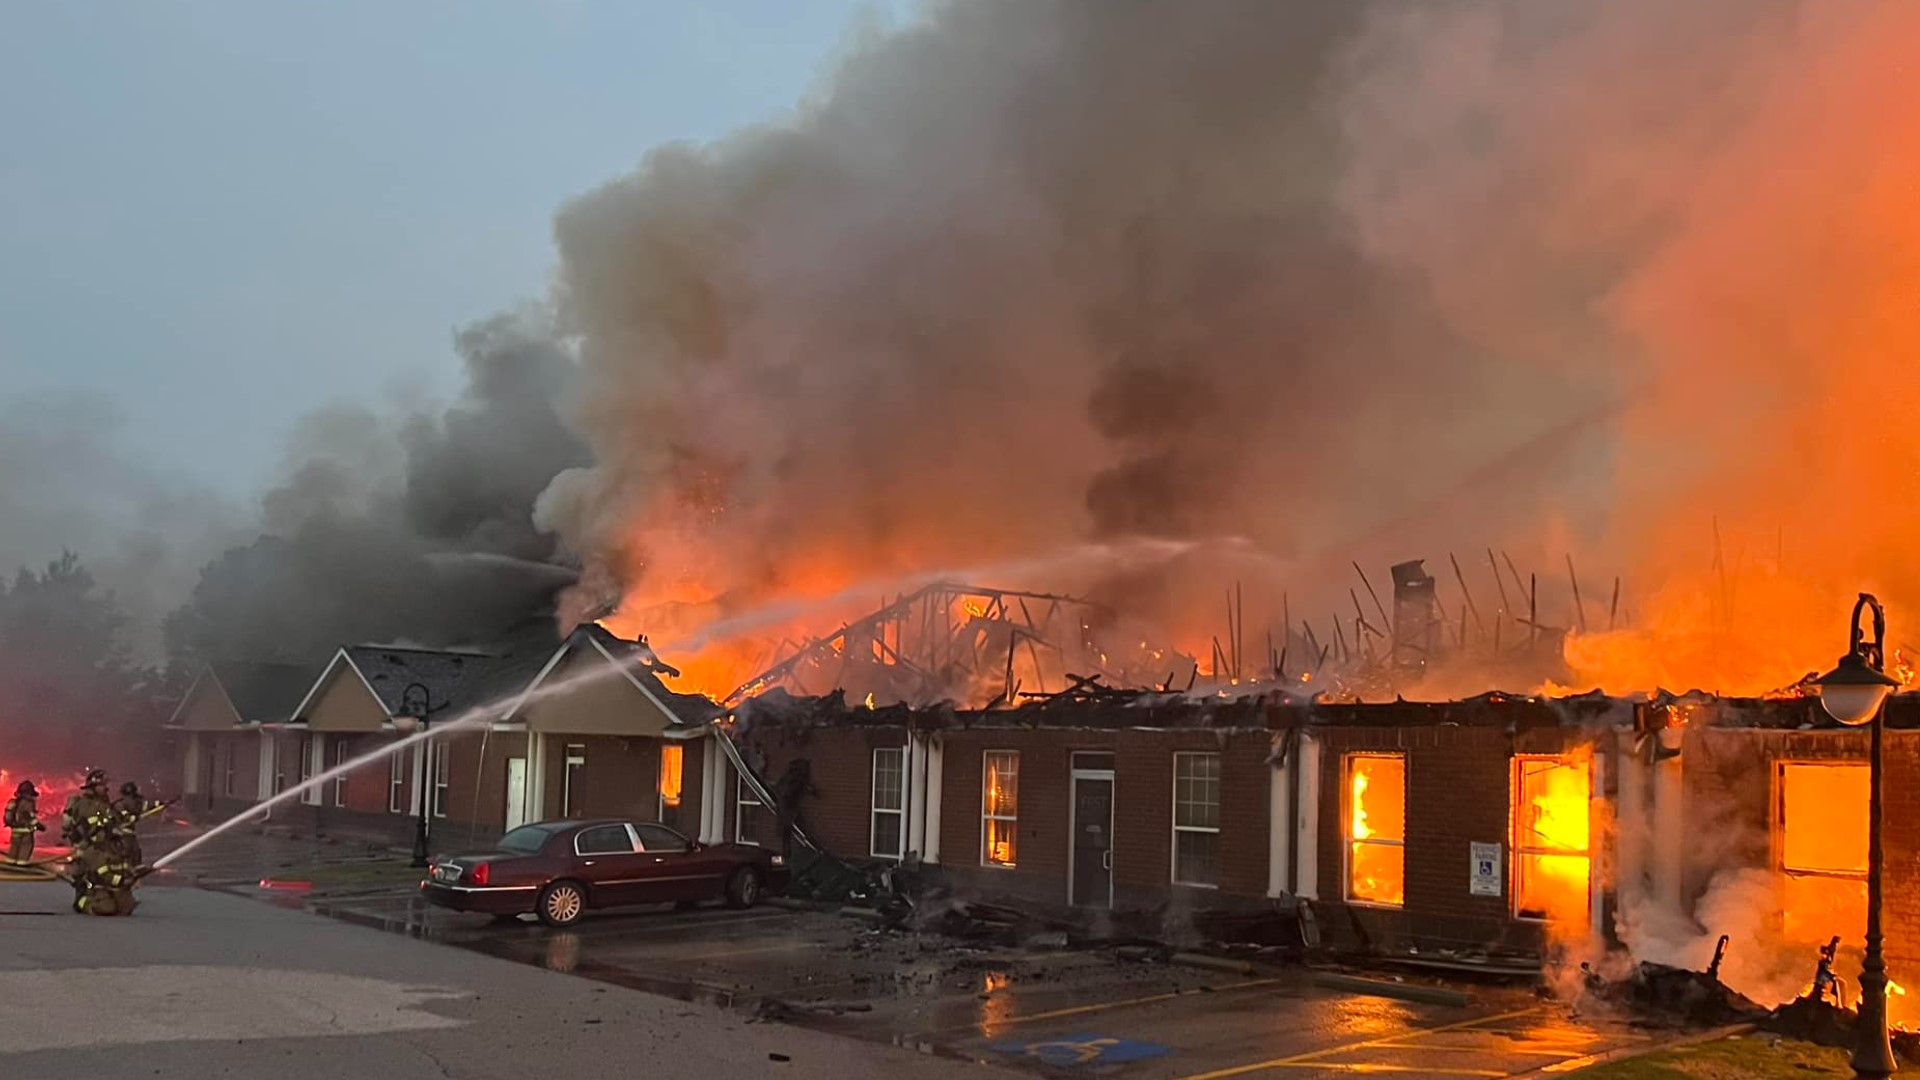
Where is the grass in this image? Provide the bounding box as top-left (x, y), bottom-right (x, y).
top-left (1570, 1035), bottom-right (1851, 1079)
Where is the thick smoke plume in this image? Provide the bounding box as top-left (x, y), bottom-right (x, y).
top-left (167, 313), bottom-right (587, 666)
top-left (534, 0), bottom-right (1920, 698)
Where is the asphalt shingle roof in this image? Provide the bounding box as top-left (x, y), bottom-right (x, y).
top-left (208, 660), bottom-right (320, 724)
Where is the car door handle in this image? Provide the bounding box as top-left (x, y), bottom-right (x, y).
top-left (1102, 850), bottom-right (1113, 871)
top-left (582, 860), bottom-right (597, 866)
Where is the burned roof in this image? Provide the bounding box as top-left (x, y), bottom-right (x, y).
top-left (341, 644), bottom-right (530, 720)
top-left (207, 659), bottom-right (319, 724)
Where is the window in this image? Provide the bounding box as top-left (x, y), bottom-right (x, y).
top-left (1512, 755), bottom-right (1592, 922)
top-left (497, 822), bottom-right (565, 855)
top-left (1778, 762), bottom-right (1868, 941)
top-left (431, 742), bottom-right (450, 819)
top-left (272, 737), bottom-right (288, 796)
top-left (298, 734), bottom-right (316, 805)
top-left (736, 773), bottom-right (765, 846)
top-left (636, 823), bottom-right (691, 853)
top-left (1344, 754), bottom-right (1406, 906)
top-left (658, 744), bottom-right (684, 815)
top-left (222, 743), bottom-right (236, 797)
top-left (575, 824), bottom-right (637, 856)
top-left (871, 747), bottom-right (906, 859)
top-left (982, 751), bottom-right (1019, 867)
top-left (1173, 752), bottom-right (1221, 887)
top-left (388, 747), bottom-right (407, 814)
top-left (331, 739), bottom-right (349, 807)
top-left (562, 743), bottom-right (587, 818)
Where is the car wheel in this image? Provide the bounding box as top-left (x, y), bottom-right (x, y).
top-left (725, 866), bottom-right (761, 909)
top-left (538, 880), bottom-right (587, 927)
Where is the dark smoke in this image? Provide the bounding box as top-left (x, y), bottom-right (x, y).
top-left (166, 313), bottom-right (588, 666)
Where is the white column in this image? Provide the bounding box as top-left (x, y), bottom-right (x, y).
top-left (699, 733), bottom-right (726, 844)
top-left (410, 741), bottom-right (427, 817)
top-left (1651, 730), bottom-right (1685, 910)
top-left (1615, 728), bottom-right (1648, 908)
top-left (1268, 746), bottom-right (1293, 898)
top-left (1293, 733), bottom-right (1322, 900)
top-left (923, 738), bottom-right (944, 865)
top-left (1589, 746), bottom-right (1608, 942)
top-left (905, 735), bottom-right (927, 858)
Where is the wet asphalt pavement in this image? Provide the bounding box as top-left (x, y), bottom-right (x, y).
top-left (141, 822), bottom-right (1659, 1078)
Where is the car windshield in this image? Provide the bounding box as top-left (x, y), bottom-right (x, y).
top-left (497, 823), bottom-right (565, 855)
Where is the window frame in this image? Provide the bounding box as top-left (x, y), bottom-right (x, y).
top-left (298, 733), bottom-right (318, 806)
top-left (388, 745), bottom-right (407, 814)
top-left (870, 746), bottom-right (906, 860)
top-left (562, 743), bottom-right (587, 818)
top-left (330, 738), bottom-right (349, 807)
top-left (1171, 751), bottom-right (1222, 888)
top-left (1774, 759), bottom-right (1869, 935)
top-left (431, 740), bottom-right (450, 819)
top-left (981, 750), bottom-right (1020, 868)
top-left (1342, 752), bottom-right (1408, 908)
top-left (735, 772), bottom-right (764, 846)
top-left (1510, 753), bottom-right (1593, 923)
top-left (272, 736), bottom-right (288, 796)
top-left (222, 742), bottom-right (236, 798)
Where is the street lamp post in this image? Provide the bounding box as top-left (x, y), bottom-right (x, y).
top-left (395, 683), bottom-right (432, 870)
top-left (1814, 593), bottom-right (1904, 1079)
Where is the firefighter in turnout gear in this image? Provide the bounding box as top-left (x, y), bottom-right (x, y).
top-left (111, 781), bottom-right (168, 869)
top-left (62, 769), bottom-right (121, 914)
top-left (4, 780), bottom-right (43, 863)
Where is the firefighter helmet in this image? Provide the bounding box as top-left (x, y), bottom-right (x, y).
top-left (120, 781), bottom-right (140, 798)
top-left (13, 780), bottom-right (33, 797)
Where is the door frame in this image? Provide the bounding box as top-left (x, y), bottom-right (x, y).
top-left (1068, 764), bottom-right (1116, 909)
top-left (504, 756), bottom-right (528, 831)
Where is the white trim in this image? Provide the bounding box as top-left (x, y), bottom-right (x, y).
top-left (164, 667), bottom-right (216, 729)
top-left (500, 639), bottom-right (576, 722)
top-left (431, 738), bottom-right (451, 819)
top-left (500, 631), bottom-right (693, 731)
top-left (388, 746), bottom-right (407, 814)
top-left (330, 737), bottom-right (349, 808)
top-left (1267, 755), bottom-right (1291, 899)
top-left (1171, 751), bottom-right (1222, 889)
top-left (699, 734), bottom-right (726, 844)
top-left (870, 746), bottom-right (906, 859)
top-left (922, 738), bottom-right (944, 865)
top-left (288, 648), bottom-right (390, 725)
top-left (1294, 734), bottom-right (1321, 900)
top-left (299, 733), bottom-right (322, 806)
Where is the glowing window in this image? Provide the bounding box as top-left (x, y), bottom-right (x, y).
top-left (1345, 754), bottom-right (1406, 906)
top-left (658, 744), bottom-right (684, 811)
top-left (1778, 762), bottom-right (1868, 942)
top-left (982, 751), bottom-right (1019, 867)
top-left (1172, 752), bottom-right (1221, 887)
top-left (1512, 755), bottom-right (1591, 922)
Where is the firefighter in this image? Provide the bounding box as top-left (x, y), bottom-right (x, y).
top-left (111, 781), bottom-right (168, 868)
top-left (4, 780), bottom-right (43, 863)
top-left (62, 770), bottom-right (113, 913)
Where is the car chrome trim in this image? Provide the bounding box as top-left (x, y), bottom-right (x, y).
top-left (597, 873), bottom-right (715, 886)
top-left (425, 883), bottom-right (540, 893)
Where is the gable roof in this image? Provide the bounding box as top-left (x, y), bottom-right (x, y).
top-left (503, 624), bottom-right (722, 726)
top-left (166, 659), bottom-right (321, 728)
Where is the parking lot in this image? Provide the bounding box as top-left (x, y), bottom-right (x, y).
top-left (152, 826), bottom-right (1654, 1078)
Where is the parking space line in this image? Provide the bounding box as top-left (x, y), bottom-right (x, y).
top-left (1170, 1007), bottom-right (1545, 1080)
top-left (939, 978), bottom-right (1286, 1038)
top-left (1255, 1065), bottom-right (1505, 1076)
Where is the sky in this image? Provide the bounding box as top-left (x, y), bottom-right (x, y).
top-left (0, 0), bottom-right (901, 497)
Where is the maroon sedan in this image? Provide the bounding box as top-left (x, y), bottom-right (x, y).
top-left (421, 819), bottom-right (788, 927)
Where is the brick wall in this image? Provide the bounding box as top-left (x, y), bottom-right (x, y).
top-left (1310, 724), bottom-right (1595, 955)
top-left (729, 725), bottom-right (907, 856)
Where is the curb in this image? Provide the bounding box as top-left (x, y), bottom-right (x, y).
top-left (1507, 1022), bottom-right (1757, 1077)
top-left (1171, 952), bottom-right (1258, 976)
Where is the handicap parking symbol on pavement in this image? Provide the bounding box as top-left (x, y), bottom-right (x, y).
top-left (989, 1034), bottom-right (1172, 1067)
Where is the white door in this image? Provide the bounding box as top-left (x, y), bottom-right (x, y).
top-left (504, 757), bottom-right (528, 831)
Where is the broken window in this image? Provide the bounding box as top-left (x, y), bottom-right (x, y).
top-left (982, 751), bottom-right (1019, 867)
top-left (1512, 754), bottom-right (1592, 922)
top-left (1778, 762), bottom-right (1868, 942)
top-left (1345, 753), bottom-right (1406, 906)
top-left (1173, 752), bottom-right (1221, 887)
top-left (658, 744), bottom-right (684, 811)
top-left (872, 747), bottom-right (905, 859)
top-left (736, 773), bottom-right (765, 846)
